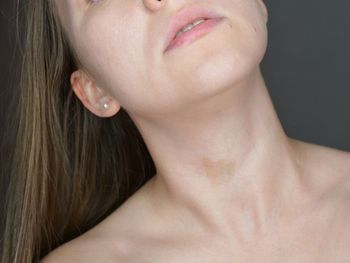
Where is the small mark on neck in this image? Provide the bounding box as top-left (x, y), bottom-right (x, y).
top-left (200, 157), bottom-right (236, 186)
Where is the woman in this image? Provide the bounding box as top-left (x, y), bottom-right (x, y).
top-left (2, 0), bottom-right (350, 262)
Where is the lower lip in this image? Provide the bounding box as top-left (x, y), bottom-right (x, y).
top-left (164, 17), bottom-right (225, 53)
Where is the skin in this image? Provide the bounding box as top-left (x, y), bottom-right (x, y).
top-left (43, 0), bottom-right (350, 262)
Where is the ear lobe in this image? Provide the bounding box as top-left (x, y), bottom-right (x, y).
top-left (257, 0), bottom-right (268, 23)
top-left (70, 70), bottom-right (120, 118)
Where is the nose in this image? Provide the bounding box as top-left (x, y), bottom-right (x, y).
top-left (143, 0), bottom-right (165, 12)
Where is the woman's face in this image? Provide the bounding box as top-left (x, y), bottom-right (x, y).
top-left (55, 0), bottom-right (268, 119)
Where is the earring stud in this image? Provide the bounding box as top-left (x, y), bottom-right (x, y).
top-left (103, 103), bottom-right (109, 110)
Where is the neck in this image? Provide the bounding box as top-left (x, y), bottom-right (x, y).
top-left (129, 67), bottom-right (306, 237)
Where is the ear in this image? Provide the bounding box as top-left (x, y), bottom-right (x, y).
top-left (70, 70), bottom-right (120, 118)
top-left (257, 0), bottom-right (268, 23)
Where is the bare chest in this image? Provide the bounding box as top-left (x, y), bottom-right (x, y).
top-left (118, 208), bottom-right (350, 263)
top-left (121, 230), bottom-right (349, 263)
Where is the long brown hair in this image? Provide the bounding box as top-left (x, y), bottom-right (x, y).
top-left (0, 0), bottom-right (156, 262)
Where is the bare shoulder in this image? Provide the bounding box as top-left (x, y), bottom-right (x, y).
top-left (290, 138), bottom-right (350, 189)
top-left (39, 237), bottom-right (92, 263)
top-left (39, 232), bottom-right (125, 263)
top-left (290, 138), bottom-right (350, 216)
top-left (291, 139), bottom-right (350, 259)
top-left (39, 197), bottom-right (144, 263)
top-left (40, 180), bottom-right (156, 263)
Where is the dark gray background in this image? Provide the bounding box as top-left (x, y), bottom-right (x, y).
top-left (0, 0), bottom-right (349, 245)
top-left (261, 0), bottom-right (350, 151)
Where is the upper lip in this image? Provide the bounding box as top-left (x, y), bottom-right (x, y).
top-left (164, 5), bottom-right (224, 52)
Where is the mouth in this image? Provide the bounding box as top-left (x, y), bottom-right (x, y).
top-left (163, 5), bottom-right (225, 54)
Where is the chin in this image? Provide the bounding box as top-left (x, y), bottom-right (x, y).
top-left (189, 37), bottom-right (267, 93)
top-left (170, 17), bottom-right (267, 88)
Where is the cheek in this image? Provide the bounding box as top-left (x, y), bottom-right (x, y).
top-left (165, 14), bottom-right (267, 94)
top-left (73, 16), bottom-right (150, 107)
top-left (221, 0), bottom-right (268, 66)
top-left (223, 0), bottom-right (267, 30)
